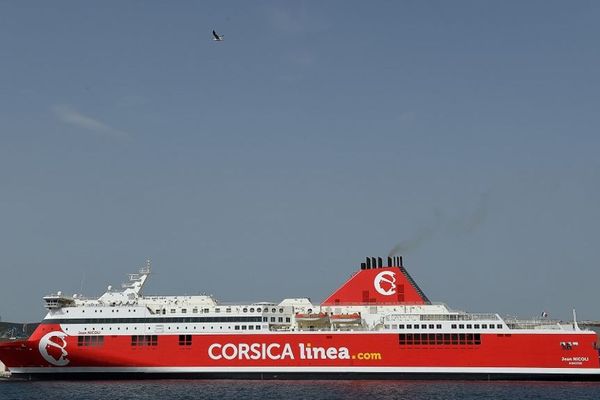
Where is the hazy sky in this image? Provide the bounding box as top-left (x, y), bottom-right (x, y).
top-left (1, 1), bottom-right (599, 322)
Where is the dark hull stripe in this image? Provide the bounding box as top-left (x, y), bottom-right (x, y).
top-left (9, 371), bottom-right (600, 382)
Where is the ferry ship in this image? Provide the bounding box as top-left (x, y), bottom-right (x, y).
top-left (0, 257), bottom-right (599, 380)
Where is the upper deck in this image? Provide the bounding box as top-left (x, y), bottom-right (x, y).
top-left (40, 258), bottom-right (588, 336)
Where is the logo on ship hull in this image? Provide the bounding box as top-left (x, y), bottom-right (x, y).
top-left (38, 331), bottom-right (70, 366)
top-left (374, 271), bottom-right (396, 296)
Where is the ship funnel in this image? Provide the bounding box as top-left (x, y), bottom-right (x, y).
top-left (321, 256), bottom-right (431, 306)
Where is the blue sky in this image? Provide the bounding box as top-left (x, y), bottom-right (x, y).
top-left (1, 1), bottom-right (599, 322)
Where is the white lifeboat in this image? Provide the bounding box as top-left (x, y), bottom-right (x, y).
top-left (330, 313), bottom-right (361, 323)
top-left (295, 312), bottom-right (329, 322)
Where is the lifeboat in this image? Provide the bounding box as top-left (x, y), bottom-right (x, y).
top-left (295, 312), bottom-right (329, 322)
top-left (330, 313), bottom-right (361, 323)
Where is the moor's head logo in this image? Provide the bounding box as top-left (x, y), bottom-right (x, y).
top-left (374, 270), bottom-right (397, 296)
top-left (38, 331), bottom-right (70, 366)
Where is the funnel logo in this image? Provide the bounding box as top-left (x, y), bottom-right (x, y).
top-left (374, 271), bottom-right (397, 296)
top-left (38, 331), bottom-right (70, 366)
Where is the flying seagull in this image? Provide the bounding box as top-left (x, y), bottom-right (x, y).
top-left (212, 30), bottom-right (224, 41)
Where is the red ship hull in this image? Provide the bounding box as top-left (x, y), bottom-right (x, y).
top-left (1, 323), bottom-right (599, 380)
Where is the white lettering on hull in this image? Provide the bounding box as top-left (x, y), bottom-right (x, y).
top-left (208, 343), bottom-right (351, 361)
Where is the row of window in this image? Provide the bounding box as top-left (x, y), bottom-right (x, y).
top-left (399, 333), bottom-right (482, 346)
top-left (385, 323), bottom-right (501, 330)
top-left (44, 316), bottom-right (263, 324)
top-left (234, 325), bottom-right (262, 331)
top-left (131, 335), bottom-right (158, 346)
top-left (166, 307), bottom-right (286, 314)
top-left (386, 324), bottom-right (443, 330)
top-left (77, 335), bottom-right (104, 347)
top-left (178, 335), bottom-right (192, 346)
top-left (419, 314), bottom-right (498, 321)
top-left (451, 323), bottom-right (500, 330)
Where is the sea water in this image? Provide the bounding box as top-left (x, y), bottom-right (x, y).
top-left (1, 380), bottom-right (600, 400)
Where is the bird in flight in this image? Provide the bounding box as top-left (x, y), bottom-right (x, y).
top-left (212, 30), bottom-right (224, 41)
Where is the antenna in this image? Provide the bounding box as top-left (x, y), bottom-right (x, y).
top-left (573, 309), bottom-right (580, 331)
top-left (80, 271), bottom-right (86, 295)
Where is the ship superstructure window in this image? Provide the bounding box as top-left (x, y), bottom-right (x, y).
top-left (77, 336), bottom-right (104, 347)
top-left (43, 316), bottom-right (263, 324)
top-left (178, 335), bottom-right (192, 346)
top-left (399, 333), bottom-right (481, 346)
top-left (182, 309), bottom-right (187, 314)
top-left (131, 335), bottom-right (158, 347)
